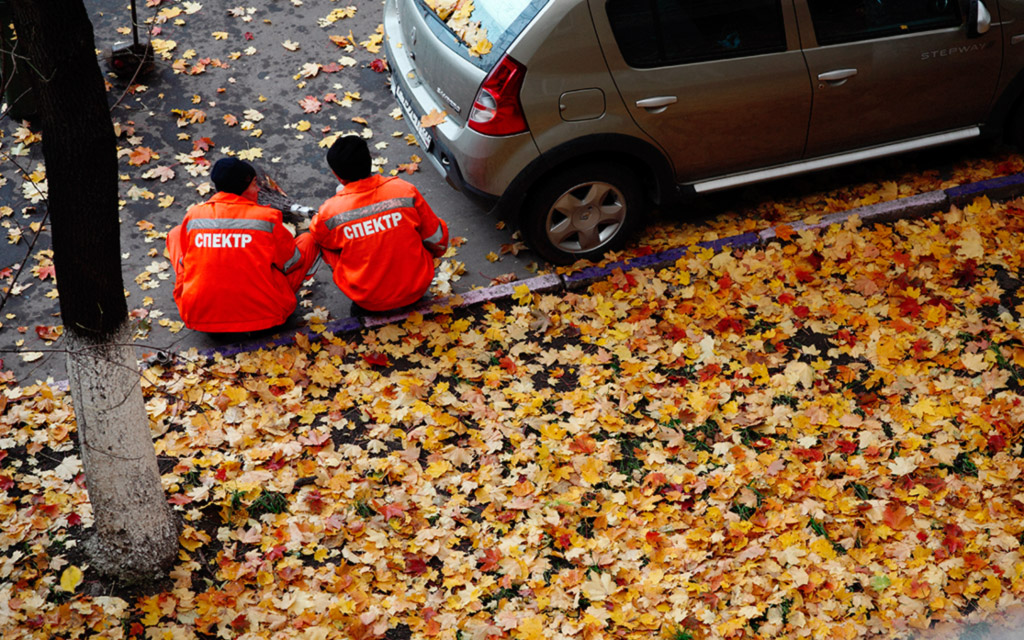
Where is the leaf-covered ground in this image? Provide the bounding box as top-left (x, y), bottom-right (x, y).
top-left (4, 194), bottom-right (1024, 639)
top-left (2, 0), bottom-right (1024, 368)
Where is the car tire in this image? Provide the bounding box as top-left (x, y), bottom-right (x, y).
top-left (522, 163), bottom-right (644, 265)
top-left (1010, 100), bottom-right (1024, 149)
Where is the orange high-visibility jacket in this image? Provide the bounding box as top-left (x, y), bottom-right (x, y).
top-left (171, 192), bottom-right (307, 332)
top-left (311, 174), bottom-right (448, 312)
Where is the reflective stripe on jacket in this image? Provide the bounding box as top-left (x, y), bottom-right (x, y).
top-left (171, 192), bottom-right (303, 332)
top-left (311, 174), bottom-right (448, 311)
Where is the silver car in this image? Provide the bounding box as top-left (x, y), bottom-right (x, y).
top-left (384, 0), bottom-right (1016, 264)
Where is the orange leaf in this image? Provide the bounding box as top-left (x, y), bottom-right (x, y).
top-left (774, 223), bottom-right (795, 241)
top-left (569, 434), bottom-right (597, 454)
top-left (420, 109), bottom-right (447, 128)
top-left (128, 147), bottom-right (154, 166)
top-left (882, 502), bottom-right (913, 530)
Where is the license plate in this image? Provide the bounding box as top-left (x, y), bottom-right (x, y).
top-left (391, 78), bottom-right (434, 151)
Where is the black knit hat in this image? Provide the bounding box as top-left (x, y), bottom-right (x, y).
top-left (327, 135), bottom-right (372, 182)
top-left (211, 157), bottom-right (256, 195)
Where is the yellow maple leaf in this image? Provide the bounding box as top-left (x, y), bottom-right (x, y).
top-left (468, 38), bottom-right (492, 57)
top-left (426, 459), bottom-right (452, 478)
top-left (211, 31), bottom-right (228, 40)
top-left (60, 565), bottom-right (83, 592)
top-left (517, 615), bottom-right (547, 640)
top-left (578, 457), bottom-right (604, 485)
top-left (512, 284), bottom-right (531, 305)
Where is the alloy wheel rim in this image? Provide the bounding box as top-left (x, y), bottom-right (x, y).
top-left (546, 181), bottom-right (626, 254)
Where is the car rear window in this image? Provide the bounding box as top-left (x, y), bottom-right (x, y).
top-left (419, 0), bottom-right (550, 69)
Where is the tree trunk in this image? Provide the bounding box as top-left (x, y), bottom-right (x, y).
top-left (10, 0), bottom-right (179, 579)
top-left (66, 323), bottom-right (180, 578)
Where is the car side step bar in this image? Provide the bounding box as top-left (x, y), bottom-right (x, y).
top-left (690, 126), bottom-right (981, 194)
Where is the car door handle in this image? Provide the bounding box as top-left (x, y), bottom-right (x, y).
top-left (636, 96), bottom-right (677, 113)
top-left (817, 68), bottom-right (858, 86)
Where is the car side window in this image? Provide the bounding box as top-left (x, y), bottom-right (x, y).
top-left (808, 0), bottom-right (962, 45)
top-left (606, 0), bottom-right (787, 68)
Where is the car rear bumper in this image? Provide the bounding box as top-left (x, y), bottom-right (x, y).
top-left (384, 0), bottom-right (539, 207)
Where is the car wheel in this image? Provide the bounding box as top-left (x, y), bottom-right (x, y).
top-left (522, 164), bottom-right (643, 265)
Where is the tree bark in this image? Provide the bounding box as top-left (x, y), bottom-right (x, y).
top-left (66, 323), bottom-right (180, 578)
top-left (10, 0), bottom-right (179, 579)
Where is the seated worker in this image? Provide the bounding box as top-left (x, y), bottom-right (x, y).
top-left (310, 136), bottom-right (448, 314)
top-left (166, 157), bottom-right (319, 333)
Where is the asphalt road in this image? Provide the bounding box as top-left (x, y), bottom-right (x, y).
top-left (1, 0), bottom-right (537, 381)
top-left (0, 0), bottom-right (1018, 383)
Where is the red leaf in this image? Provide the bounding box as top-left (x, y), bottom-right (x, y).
top-left (168, 494), bottom-right (192, 505)
top-left (67, 512), bottom-right (82, 526)
top-left (792, 447), bottom-right (823, 462)
top-left (35, 325), bottom-right (61, 341)
top-left (404, 553), bottom-right (429, 576)
top-left (370, 58), bottom-right (388, 73)
top-left (836, 439), bottom-right (857, 455)
top-left (899, 298), bottom-right (922, 318)
top-left (305, 490), bottom-right (326, 514)
top-left (229, 614), bottom-right (249, 631)
top-left (987, 433), bottom-right (1007, 454)
top-left (244, 32), bottom-right (254, 40)
top-left (697, 363), bottom-right (722, 382)
top-left (362, 351), bottom-right (389, 367)
top-left (794, 268), bottom-right (814, 283)
top-left (193, 137), bottom-right (214, 152)
top-left (499, 356), bottom-right (517, 374)
top-left (374, 500), bottom-right (406, 520)
top-left (479, 548), bottom-right (502, 572)
top-left (942, 523), bottom-right (964, 554)
top-left (35, 264), bottom-right (56, 280)
top-left (715, 317), bottom-right (744, 334)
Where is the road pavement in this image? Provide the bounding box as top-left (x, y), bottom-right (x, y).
top-left (0, 0), bottom-right (1021, 385)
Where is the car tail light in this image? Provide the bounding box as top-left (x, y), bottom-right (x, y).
top-left (468, 55), bottom-right (528, 136)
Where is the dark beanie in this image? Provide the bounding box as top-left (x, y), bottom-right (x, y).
top-left (211, 157), bottom-right (256, 195)
top-left (327, 135), bottom-right (372, 182)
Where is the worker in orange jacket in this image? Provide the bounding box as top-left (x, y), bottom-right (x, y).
top-left (166, 157), bottom-right (319, 333)
top-left (310, 136), bottom-right (448, 314)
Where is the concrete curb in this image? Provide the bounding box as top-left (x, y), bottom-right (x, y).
top-left (195, 173), bottom-right (1024, 359)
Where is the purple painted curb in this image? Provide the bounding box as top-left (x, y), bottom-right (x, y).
top-left (698, 232), bottom-right (761, 252)
top-left (945, 172), bottom-right (1024, 207)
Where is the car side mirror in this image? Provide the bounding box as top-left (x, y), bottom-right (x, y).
top-left (967, 0), bottom-right (992, 38)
